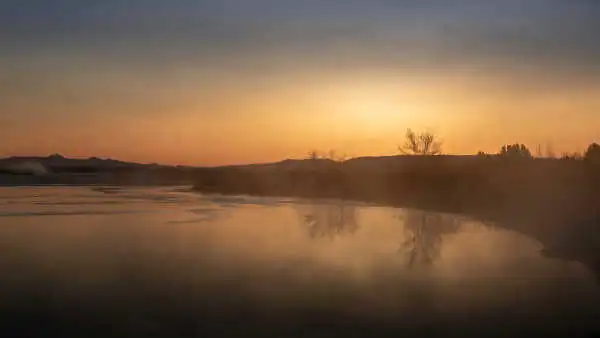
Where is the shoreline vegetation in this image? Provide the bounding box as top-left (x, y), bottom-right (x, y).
top-left (192, 131), bottom-right (600, 279)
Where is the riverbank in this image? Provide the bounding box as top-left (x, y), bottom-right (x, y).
top-left (192, 157), bottom-right (600, 280)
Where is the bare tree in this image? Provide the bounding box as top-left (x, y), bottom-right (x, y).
top-left (561, 152), bottom-right (582, 160)
top-left (307, 149), bottom-right (348, 163)
top-left (546, 143), bottom-right (556, 159)
top-left (327, 149), bottom-right (348, 163)
top-left (398, 210), bottom-right (461, 267)
top-left (399, 129), bottom-right (443, 155)
top-left (307, 150), bottom-right (320, 161)
top-left (499, 143), bottom-right (532, 158)
top-left (298, 202), bottom-right (358, 239)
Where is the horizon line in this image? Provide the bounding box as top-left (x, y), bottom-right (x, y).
top-left (0, 151), bottom-right (580, 169)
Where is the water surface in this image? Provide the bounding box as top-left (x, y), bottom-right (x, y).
top-left (0, 187), bottom-right (598, 337)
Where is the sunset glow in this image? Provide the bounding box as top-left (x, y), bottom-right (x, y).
top-left (2, 1), bottom-right (599, 165)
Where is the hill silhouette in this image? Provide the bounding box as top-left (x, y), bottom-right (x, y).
top-left (0, 155), bottom-right (192, 185)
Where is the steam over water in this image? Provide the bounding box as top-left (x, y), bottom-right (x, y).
top-left (0, 187), bottom-right (599, 337)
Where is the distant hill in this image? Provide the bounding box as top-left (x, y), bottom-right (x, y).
top-left (0, 154), bottom-right (199, 185)
top-left (0, 154), bottom-right (484, 174)
top-left (0, 154), bottom-right (167, 173)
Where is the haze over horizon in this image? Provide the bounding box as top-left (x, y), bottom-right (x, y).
top-left (2, 0), bottom-right (600, 166)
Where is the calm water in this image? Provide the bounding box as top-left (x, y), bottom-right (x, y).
top-left (0, 187), bottom-right (599, 337)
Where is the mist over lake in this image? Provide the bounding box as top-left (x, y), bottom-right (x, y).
top-left (1, 187), bottom-right (598, 337)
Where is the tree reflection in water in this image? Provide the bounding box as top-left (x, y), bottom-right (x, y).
top-left (398, 210), bottom-right (462, 267)
top-left (296, 200), bottom-right (358, 239)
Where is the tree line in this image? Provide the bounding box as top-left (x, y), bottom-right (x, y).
top-left (309, 129), bottom-right (600, 163)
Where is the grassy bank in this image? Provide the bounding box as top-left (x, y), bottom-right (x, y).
top-left (193, 156), bottom-right (600, 278)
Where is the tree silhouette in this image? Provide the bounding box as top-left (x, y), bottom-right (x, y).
top-left (498, 144), bottom-right (532, 159)
top-left (584, 143), bottom-right (600, 165)
top-left (297, 201), bottom-right (358, 239)
top-left (307, 149), bottom-right (348, 163)
top-left (398, 210), bottom-right (461, 267)
top-left (477, 151), bottom-right (491, 158)
top-left (327, 149), bottom-right (348, 163)
top-left (399, 129), bottom-right (442, 155)
top-left (561, 152), bottom-right (582, 160)
top-left (545, 143), bottom-right (556, 159)
top-left (307, 150), bottom-right (320, 161)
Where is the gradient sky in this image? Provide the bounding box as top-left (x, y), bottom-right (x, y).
top-left (1, 0), bottom-right (600, 165)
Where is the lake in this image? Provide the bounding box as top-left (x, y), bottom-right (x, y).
top-left (0, 187), bottom-right (599, 337)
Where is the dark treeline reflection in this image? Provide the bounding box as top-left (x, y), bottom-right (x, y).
top-left (399, 210), bottom-right (461, 267)
top-left (296, 200), bottom-right (358, 239)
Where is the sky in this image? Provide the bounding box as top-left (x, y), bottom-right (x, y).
top-left (1, 0), bottom-right (600, 165)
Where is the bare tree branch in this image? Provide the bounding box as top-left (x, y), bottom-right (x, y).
top-left (399, 129), bottom-right (442, 155)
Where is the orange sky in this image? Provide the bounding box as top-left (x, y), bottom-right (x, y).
top-left (2, 1), bottom-right (600, 165)
top-left (3, 66), bottom-right (599, 166)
